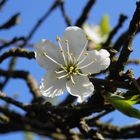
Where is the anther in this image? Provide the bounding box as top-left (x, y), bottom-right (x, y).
top-left (84, 52), bottom-right (88, 56)
top-left (92, 58), bottom-right (97, 62)
top-left (70, 66), bottom-right (74, 70)
top-left (56, 36), bottom-right (61, 41)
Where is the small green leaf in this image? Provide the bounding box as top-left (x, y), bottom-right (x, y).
top-left (107, 96), bottom-right (140, 119)
top-left (125, 95), bottom-right (140, 105)
top-left (99, 15), bottom-right (111, 36)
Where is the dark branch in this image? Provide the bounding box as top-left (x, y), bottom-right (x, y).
top-left (60, 1), bottom-right (71, 26)
top-left (0, 37), bottom-right (26, 51)
top-left (0, 69), bottom-right (41, 99)
top-left (109, 2), bottom-right (140, 79)
top-left (103, 14), bottom-right (127, 48)
top-left (0, 48), bottom-right (34, 63)
top-left (0, 13), bottom-right (20, 30)
top-left (75, 0), bottom-right (96, 27)
top-left (0, 92), bottom-right (27, 111)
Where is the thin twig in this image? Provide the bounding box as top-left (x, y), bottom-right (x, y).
top-left (103, 14), bottom-right (127, 48)
top-left (60, 1), bottom-right (71, 26)
top-left (0, 48), bottom-right (34, 63)
top-left (0, 69), bottom-right (41, 99)
top-left (75, 0), bottom-right (96, 27)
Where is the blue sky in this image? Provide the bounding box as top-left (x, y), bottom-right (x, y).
top-left (0, 0), bottom-right (140, 140)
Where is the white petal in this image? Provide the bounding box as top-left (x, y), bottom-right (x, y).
top-left (99, 49), bottom-right (110, 57)
top-left (40, 70), bottom-right (66, 98)
top-left (62, 26), bottom-right (87, 58)
top-left (79, 49), bottom-right (110, 74)
top-left (34, 39), bottom-right (62, 70)
top-left (66, 76), bottom-right (94, 103)
top-left (83, 24), bottom-right (102, 43)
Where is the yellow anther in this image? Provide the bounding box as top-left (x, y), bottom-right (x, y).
top-left (92, 58), bottom-right (97, 62)
top-left (56, 36), bottom-right (61, 41)
top-left (75, 70), bottom-right (79, 74)
top-left (43, 52), bottom-right (47, 56)
top-left (84, 52), bottom-right (88, 56)
top-left (69, 66), bottom-right (74, 70)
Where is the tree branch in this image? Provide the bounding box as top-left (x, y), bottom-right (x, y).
top-left (0, 48), bottom-right (34, 63)
top-left (0, 69), bottom-right (41, 99)
top-left (75, 0), bottom-right (96, 27)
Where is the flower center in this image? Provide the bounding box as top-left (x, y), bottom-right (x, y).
top-left (43, 36), bottom-right (95, 85)
top-left (55, 63), bottom-right (80, 85)
top-left (67, 65), bottom-right (78, 74)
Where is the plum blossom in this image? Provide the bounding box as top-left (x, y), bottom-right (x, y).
top-left (34, 26), bottom-right (110, 103)
top-left (83, 24), bottom-right (109, 50)
top-left (83, 16), bottom-right (111, 50)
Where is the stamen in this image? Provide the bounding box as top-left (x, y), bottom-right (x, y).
top-left (73, 56), bottom-right (77, 64)
top-left (70, 66), bottom-right (74, 71)
top-left (77, 40), bottom-right (88, 62)
top-left (67, 52), bottom-right (73, 62)
top-left (70, 75), bottom-right (76, 85)
top-left (43, 52), bottom-right (62, 67)
top-left (65, 40), bottom-right (69, 52)
top-left (57, 73), bottom-right (69, 79)
top-left (79, 58), bottom-right (96, 69)
top-left (56, 36), bottom-right (67, 66)
top-left (65, 40), bottom-right (73, 62)
top-left (77, 53), bottom-right (88, 65)
top-left (61, 66), bottom-right (68, 72)
top-left (77, 72), bottom-right (91, 76)
top-left (55, 70), bottom-right (65, 74)
top-left (77, 72), bottom-right (88, 76)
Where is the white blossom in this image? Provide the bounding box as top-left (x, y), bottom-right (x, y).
top-left (83, 24), bottom-right (108, 50)
top-left (83, 24), bottom-right (102, 44)
top-left (34, 26), bottom-right (110, 103)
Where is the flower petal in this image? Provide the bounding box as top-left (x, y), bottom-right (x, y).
top-left (83, 24), bottom-right (102, 44)
top-left (79, 49), bottom-right (110, 74)
top-left (34, 39), bottom-right (62, 70)
top-left (40, 70), bottom-right (66, 98)
top-left (62, 26), bottom-right (87, 59)
top-left (66, 76), bottom-right (94, 103)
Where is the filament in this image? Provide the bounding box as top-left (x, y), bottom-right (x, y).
top-left (77, 40), bottom-right (88, 62)
top-left (43, 52), bottom-right (62, 67)
top-left (56, 36), bottom-right (67, 66)
top-left (70, 75), bottom-right (76, 85)
top-left (79, 58), bottom-right (96, 69)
